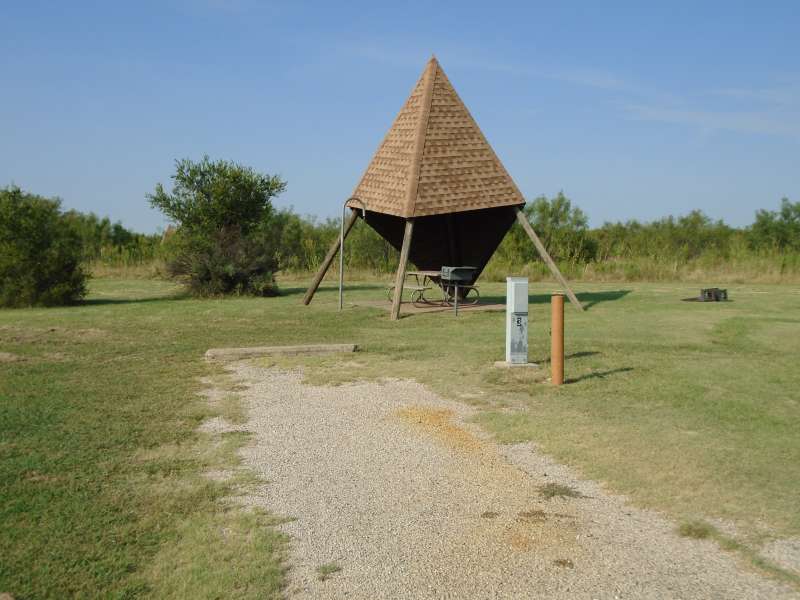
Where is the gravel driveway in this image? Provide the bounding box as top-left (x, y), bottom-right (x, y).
top-left (226, 363), bottom-right (796, 599)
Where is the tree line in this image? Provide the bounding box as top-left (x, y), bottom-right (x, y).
top-left (2, 156), bottom-right (798, 306)
top-left (497, 193), bottom-right (800, 263)
top-left (50, 191), bottom-right (800, 275)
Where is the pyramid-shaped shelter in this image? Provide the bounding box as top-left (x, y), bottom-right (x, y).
top-left (304, 56), bottom-right (582, 318)
top-left (349, 57), bottom-right (525, 218)
top-left (347, 57), bottom-right (525, 283)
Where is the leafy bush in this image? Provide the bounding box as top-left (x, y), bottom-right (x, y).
top-left (62, 210), bottom-right (162, 266)
top-left (274, 212), bottom-right (397, 275)
top-left (593, 210), bottom-right (735, 261)
top-left (495, 192), bottom-right (597, 265)
top-left (0, 187), bottom-right (89, 307)
top-left (148, 156), bottom-right (287, 296)
top-left (749, 197), bottom-right (800, 251)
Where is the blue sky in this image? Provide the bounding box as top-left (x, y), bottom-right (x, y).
top-left (2, 1), bottom-right (798, 233)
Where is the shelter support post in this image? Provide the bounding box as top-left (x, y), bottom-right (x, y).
top-left (303, 209), bottom-right (359, 305)
top-left (514, 207), bottom-right (584, 312)
top-left (390, 219), bottom-right (415, 321)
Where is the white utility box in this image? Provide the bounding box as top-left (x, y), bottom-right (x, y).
top-left (505, 277), bottom-right (528, 364)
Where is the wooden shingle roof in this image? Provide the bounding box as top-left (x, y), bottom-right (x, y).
top-left (348, 56), bottom-right (525, 218)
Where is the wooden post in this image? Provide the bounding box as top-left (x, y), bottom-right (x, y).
top-left (514, 207), bottom-right (584, 312)
top-left (303, 209), bottom-right (359, 305)
top-left (390, 219), bottom-right (415, 321)
top-left (551, 293), bottom-right (564, 385)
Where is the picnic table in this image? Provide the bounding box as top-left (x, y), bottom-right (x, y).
top-left (407, 270), bottom-right (441, 286)
top-left (386, 271), bottom-right (437, 303)
top-left (386, 269), bottom-right (480, 307)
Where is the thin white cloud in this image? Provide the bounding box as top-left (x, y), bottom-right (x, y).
top-left (630, 79), bottom-right (800, 138)
top-left (441, 56), bottom-right (654, 96)
top-left (341, 39), bottom-right (800, 139)
top-left (346, 45), bottom-right (679, 106)
top-left (171, 0), bottom-right (269, 16)
top-left (709, 84), bottom-right (800, 109)
top-left (474, 60), bottom-right (800, 139)
top-left (625, 103), bottom-right (800, 138)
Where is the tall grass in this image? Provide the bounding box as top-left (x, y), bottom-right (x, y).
top-left (87, 242), bottom-right (167, 278)
top-left (103, 250), bottom-right (800, 284)
top-left (89, 260), bottom-right (167, 279)
top-left (482, 250), bottom-right (800, 284)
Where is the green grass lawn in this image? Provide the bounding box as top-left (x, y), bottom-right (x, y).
top-left (2, 276), bottom-right (799, 597)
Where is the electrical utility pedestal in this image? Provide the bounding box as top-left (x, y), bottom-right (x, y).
top-left (494, 277), bottom-right (537, 369)
top-left (504, 277), bottom-right (532, 366)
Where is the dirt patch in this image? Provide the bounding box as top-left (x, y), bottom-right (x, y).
top-left (395, 406), bottom-right (483, 452)
top-left (0, 325), bottom-right (106, 344)
top-left (0, 350), bottom-right (67, 364)
top-left (77, 327), bottom-right (106, 338)
top-left (505, 529), bottom-right (534, 551)
top-left (23, 470), bottom-right (60, 484)
top-left (554, 558), bottom-right (575, 568)
top-left (197, 417), bottom-right (242, 435)
top-left (517, 509), bottom-right (548, 522)
top-left (0, 326), bottom-right (45, 343)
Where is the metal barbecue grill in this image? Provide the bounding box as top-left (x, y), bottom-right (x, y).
top-left (439, 266), bottom-right (478, 315)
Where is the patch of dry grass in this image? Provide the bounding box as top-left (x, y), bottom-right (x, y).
top-left (679, 520), bottom-right (714, 540)
top-left (145, 509), bottom-right (285, 598)
top-left (316, 562), bottom-right (342, 581)
top-left (539, 483), bottom-right (584, 500)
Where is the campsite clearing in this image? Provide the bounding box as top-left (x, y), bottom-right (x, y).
top-left (1, 277), bottom-right (799, 597)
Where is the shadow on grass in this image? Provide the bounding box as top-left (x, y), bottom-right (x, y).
top-left (84, 282), bottom-right (385, 305)
top-left (565, 351), bottom-right (600, 360)
top-left (531, 350), bottom-right (600, 363)
top-left (576, 289), bottom-right (632, 309)
top-left (279, 284), bottom-right (385, 297)
top-left (82, 293), bottom-right (191, 306)
top-left (294, 286), bottom-right (632, 312)
top-left (477, 290), bottom-right (631, 310)
top-left (565, 367), bottom-right (634, 384)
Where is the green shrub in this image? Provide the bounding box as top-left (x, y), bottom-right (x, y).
top-left (63, 209), bottom-right (162, 266)
top-left (166, 225), bottom-right (280, 296)
top-left (749, 197), bottom-right (800, 251)
top-left (0, 187), bottom-right (89, 307)
top-left (148, 156), bottom-right (286, 296)
top-left (494, 192), bottom-right (598, 265)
